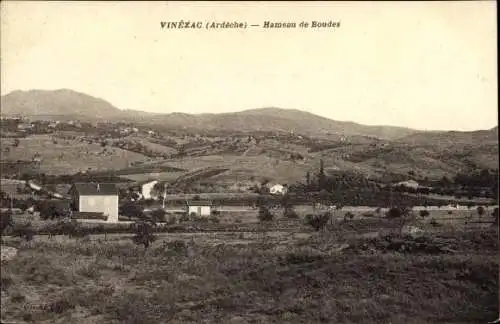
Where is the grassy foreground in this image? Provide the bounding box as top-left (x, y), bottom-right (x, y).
top-left (1, 222), bottom-right (498, 324)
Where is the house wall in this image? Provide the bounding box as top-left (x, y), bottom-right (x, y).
top-left (79, 195), bottom-right (119, 223)
top-left (141, 181), bottom-right (158, 200)
top-left (188, 205), bottom-right (211, 216)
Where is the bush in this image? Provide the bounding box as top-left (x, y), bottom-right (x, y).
top-left (166, 215), bottom-right (177, 225)
top-left (119, 203), bottom-right (144, 219)
top-left (419, 210), bottom-right (430, 218)
top-left (344, 211), bottom-right (355, 220)
top-left (179, 213), bottom-right (190, 223)
top-left (476, 206), bottom-right (485, 216)
top-left (38, 201), bottom-right (70, 220)
top-left (257, 206), bottom-right (274, 222)
top-left (386, 207), bottom-right (402, 219)
top-left (305, 212), bottom-right (331, 231)
top-left (209, 215), bottom-right (220, 224)
top-left (131, 221), bottom-right (157, 249)
top-left (12, 222), bottom-right (34, 241)
top-left (492, 207), bottom-right (499, 220)
top-left (1, 210), bottom-right (14, 234)
top-left (284, 207), bottom-right (299, 219)
top-left (151, 209), bottom-right (167, 222)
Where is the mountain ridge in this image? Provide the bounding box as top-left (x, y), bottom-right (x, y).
top-left (1, 89), bottom-right (497, 140)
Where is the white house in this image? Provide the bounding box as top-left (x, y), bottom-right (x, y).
top-left (141, 180), bottom-right (159, 200)
top-left (69, 183), bottom-right (119, 222)
top-left (395, 180), bottom-right (420, 189)
top-left (269, 184), bottom-right (287, 195)
top-left (186, 200), bottom-right (213, 216)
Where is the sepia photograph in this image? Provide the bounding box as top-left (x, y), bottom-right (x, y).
top-left (0, 1), bottom-right (498, 323)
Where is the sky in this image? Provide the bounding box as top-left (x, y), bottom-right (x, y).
top-left (1, 1), bottom-right (497, 131)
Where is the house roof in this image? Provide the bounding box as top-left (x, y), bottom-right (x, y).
top-left (186, 200), bottom-right (213, 206)
top-left (69, 183), bottom-right (118, 196)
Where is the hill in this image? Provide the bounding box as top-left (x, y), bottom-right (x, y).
top-left (1, 89), bottom-right (124, 120)
top-left (1, 89), bottom-right (416, 140)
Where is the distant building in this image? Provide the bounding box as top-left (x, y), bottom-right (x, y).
top-left (269, 184), bottom-right (287, 195)
top-left (17, 123), bottom-right (34, 132)
top-left (395, 180), bottom-right (420, 189)
top-left (68, 183), bottom-right (119, 222)
top-left (140, 180), bottom-right (159, 200)
top-left (186, 200), bottom-right (213, 216)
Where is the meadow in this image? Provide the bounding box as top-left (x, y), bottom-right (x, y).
top-left (2, 135), bottom-right (151, 175)
top-left (1, 214), bottom-right (498, 324)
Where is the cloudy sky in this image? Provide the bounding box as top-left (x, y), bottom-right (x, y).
top-left (1, 1), bottom-right (497, 131)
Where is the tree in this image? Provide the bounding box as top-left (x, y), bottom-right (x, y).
top-left (38, 201), bottom-right (69, 220)
top-left (13, 222), bottom-right (34, 242)
top-left (1, 210), bottom-right (14, 234)
top-left (281, 193), bottom-right (298, 218)
top-left (419, 210), bottom-right (430, 218)
top-left (477, 206), bottom-right (485, 218)
top-left (151, 209), bottom-right (167, 222)
top-left (131, 220), bottom-right (157, 249)
top-left (119, 203), bottom-right (144, 220)
top-left (258, 205), bottom-right (274, 222)
top-left (305, 212), bottom-right (330, 231)
top-left (317, 159), bottom-right (326, 190)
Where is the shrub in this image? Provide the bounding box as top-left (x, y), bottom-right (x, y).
top-left (344, 211), bottom-right (355, 220)
top-left (12, 222), bottom-right (34, 241)
top-left (419, 210), bottom-right (430, 218)
top-left (209, 215), bottom-right (220, 224)
top-left (166, 215), bottom-right (177, 225)
top-left (476, 206), bottom-right (485, 217)
top-left (257, 206), bottom-right (274, 222)
top-left (1, 210), bottom-right (14, 234)
top-left (492, 207), bottom-right (499, 220)
top-left (38, 201), bottom-right (69, 220)
top-left (131, 221), bottom-right (157, 249)
top-left (305, 212), bottom-right (331, 231)
top-left (179, 213), bottom-right (190, 223)
top-left (448, 210), bottom-right (453, 215)
top-left (284, 207), bottom-right (299, 219)
top-left (151, 209), bottom-right (167, 222)
top-left (386, 207), bottom-right (402, 219)
top-left (119, 203), bottom-right (144, 219)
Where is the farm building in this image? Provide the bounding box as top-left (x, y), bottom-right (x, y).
top-left (186, 200), bottom-right (213, 216)
top-left (269, 184), bottom-right (287, 195)
top-left (140, 180), bottom-right (159, 200)
top-left (128, 180), bottom-right (160, 200)
top-left (68, 183), bottom-right (119, 222)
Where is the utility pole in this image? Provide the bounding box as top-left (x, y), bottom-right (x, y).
top-left (162, 183), bottom-right (168, 209)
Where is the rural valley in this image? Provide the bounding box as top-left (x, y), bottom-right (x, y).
top-left (1, 89), bottom-right (498, 324)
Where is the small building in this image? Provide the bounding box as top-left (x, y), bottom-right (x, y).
top-left (140, 180), bottom-right (159, 200)
top-left (186, 200), bottom-right (213, 217)
top-left (395, 180), bottom-right (420, 189)
top-left (68, 183), bottom-right (119, 222)
top-left (269, 184), bottom-right (287, 195)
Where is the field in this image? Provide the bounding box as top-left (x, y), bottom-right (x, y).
top-left (1, 214), bottom-right (498, 324)
top-left (1, 135), bottom-right (152, 175)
